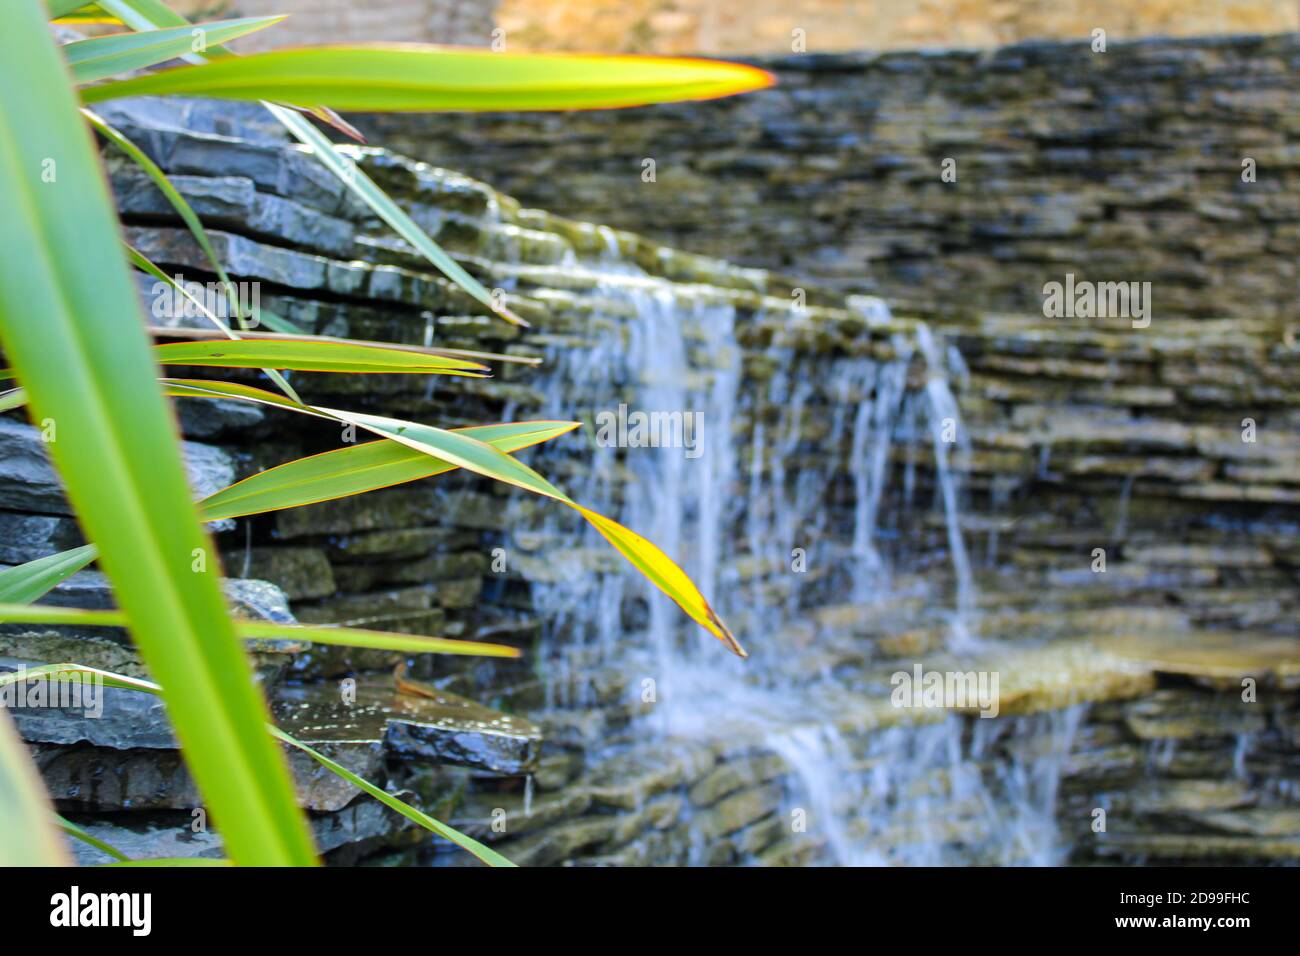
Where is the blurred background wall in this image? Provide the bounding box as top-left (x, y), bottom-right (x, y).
top-left (171, 0), bottom-right (497, 50)
top-left (179, 0), bottom-right (1299, 52)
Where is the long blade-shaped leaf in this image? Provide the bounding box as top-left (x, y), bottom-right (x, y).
top-left (0, 3), bottom-right (315, 866)
top-left (157, 325), bottom-right (536, 367)
top-left (0, 712), bottom-right (69, 865)
top-left (86, 110), bottom-right (267, 329)
top-left (10, 329), bottom-right (742, 656)
top-left (0, 544), bottom-right (98, 604)
top-left (268, 726), bottom-right (515, 867)
top-left (154, 338), bottom-right (489, 375)
top-left (0, 419), bottom-right (575, 612)
top-left (125, 243), bottom-right (237, 339)
top-left (0, 604), bottom-right (519, 658)
top-left (0, 387), bottom-right (28, 412)
top-left (57, 816), bottom-right (129, 862)
top-left (125, 243), bottom-right (306, 404)
top-left (3, 665), bottom-right (511, 866)
top-left (324, 408), bottom-right (577, 503)
top-left (266, 103), bottom-right (527, 327)
top-left (160, 377), bottom-right (321, 415)
top-left (93, 0), bottom-right (520, 328)
top-left (576, 505), bottom-right (745, 656)
top-left (199, 420), bottom-right (580, 520)
top-left (47, 1), bottom-right (98, 18)
top-left (323, 409), bottom-right (746, 656)
top-left (82, 46), bottom-right (777, 111)
top-left (64, 16), bottom-right (284, 85)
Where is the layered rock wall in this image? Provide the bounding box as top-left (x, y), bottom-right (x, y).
top-left (2, 36), bottom-right (1298, 864)
top-left (360, 33), bottom-right (1300, 324)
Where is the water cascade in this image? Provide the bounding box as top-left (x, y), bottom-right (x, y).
top-left (25, 92), bottom-right (1294, 867)
top-left (488, 248), bottom-right (1082, 865)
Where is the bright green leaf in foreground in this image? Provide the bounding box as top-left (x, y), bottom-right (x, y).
top-left (199, 420), bottom-right (581, 520)
top-left (64, 16), bottom-right (284, 86)
top-left (322, 408), bottom-right (747, 657)
top-left (0, 1), bottom-right (315, 866)
top-left (0, 713), bottom-right (69, 865)
top-left (154, 338), bottom-right (490, 376)
top-left (0, 604), bottom-right (519, 658)
top-left (47, 1), bottom-right (101, 19)
top-left (0, 544), bottom-right (98, 604)
top-left (89, 0), bottom-right (524, 327)
top-left (81, 46), bottom-right (776, 112)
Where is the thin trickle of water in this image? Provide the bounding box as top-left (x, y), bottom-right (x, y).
top-left (850, 350), bottom-right (910, 604)
top-left (1112, 473), bottom-right (1136, 541)
top-left (769, 706), bottom-right (1086, 866)
top-left (915, 323), bottom-right (978, 647)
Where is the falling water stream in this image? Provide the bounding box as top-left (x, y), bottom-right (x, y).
top-left (497, 250), bottom-right (1082, 865)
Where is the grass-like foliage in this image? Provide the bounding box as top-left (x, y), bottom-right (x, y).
top-left (0, 0), bottom-right (769, 866)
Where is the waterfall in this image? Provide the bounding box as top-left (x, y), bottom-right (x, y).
top-left (494, 251), bottom-right (1081, 865)
top-left (915, 322), bottom-right (979, 648)
top-left (767, 706), bottom-right (1085, 866)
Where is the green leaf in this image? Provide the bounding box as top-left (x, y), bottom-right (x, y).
top-left (0, 387), bottom-right (27, 412)
top-left (93, 0), bottom-right (224, 38)
top-left (323, 408), bottom-right (577, 503)
top-left (88, 111), bottom-right (257, 328)
top-left (47, 1), bottom-right (99, 18)
top-left (265, 103), bottom-right (526, 327)
top-left (0, 604), bottom-right (519, 658)
top-left (324, 408), bottom-right (746, 656)
top-left (57, 815), bottom-right (129, 862)
top-left (154, 338), bottom-right (490, 376)
top-left (0, 712), bottom-right (69, 865)
top-left (3, 664), bottom-right (510, 866)
top-left (126, 244), bottom-right (305, 403)
top-left (269, 726), bottom-right (515, 867)
top-left (160, 377), bottom-right (321, 415)
top-left (96, 123), bottom-right (306, 341)
top-left (198, 420), bottom-right (580, 521)
top-left (65, 17), bottom-right (285, 86)
top-left (238, 621), bottom-right (520, 658)
top-left (5, 329), bottom-right (742, 654)
top-left (160, 326), bottom-right (532, 368)
top-left (82, 46), bottom-right (777, 112)
top-left (107, 857), bottom-right (233, 866)
top-left (92, 0), bottom-right (524, 328)
top-left (125, 243), bottom-right (235, 336)
top-left (0, 544), bottom-right (98, 604)
top-left (0, 2), bottom-right (315, 866)
top-left (574, 503), bottom-right (745, 656)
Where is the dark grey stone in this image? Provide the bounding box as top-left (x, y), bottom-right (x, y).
top-left (0, 419), bottom-right (234, 519)
top-left (110, 162), bottom-right (356, 257)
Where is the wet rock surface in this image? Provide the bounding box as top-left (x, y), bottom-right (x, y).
top-left (4, 47), bottom-right (1300, 865)
top-left (273, 676), bottom-right (542, 776)
top-left (359, 33), bottom-right (1300, 326)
